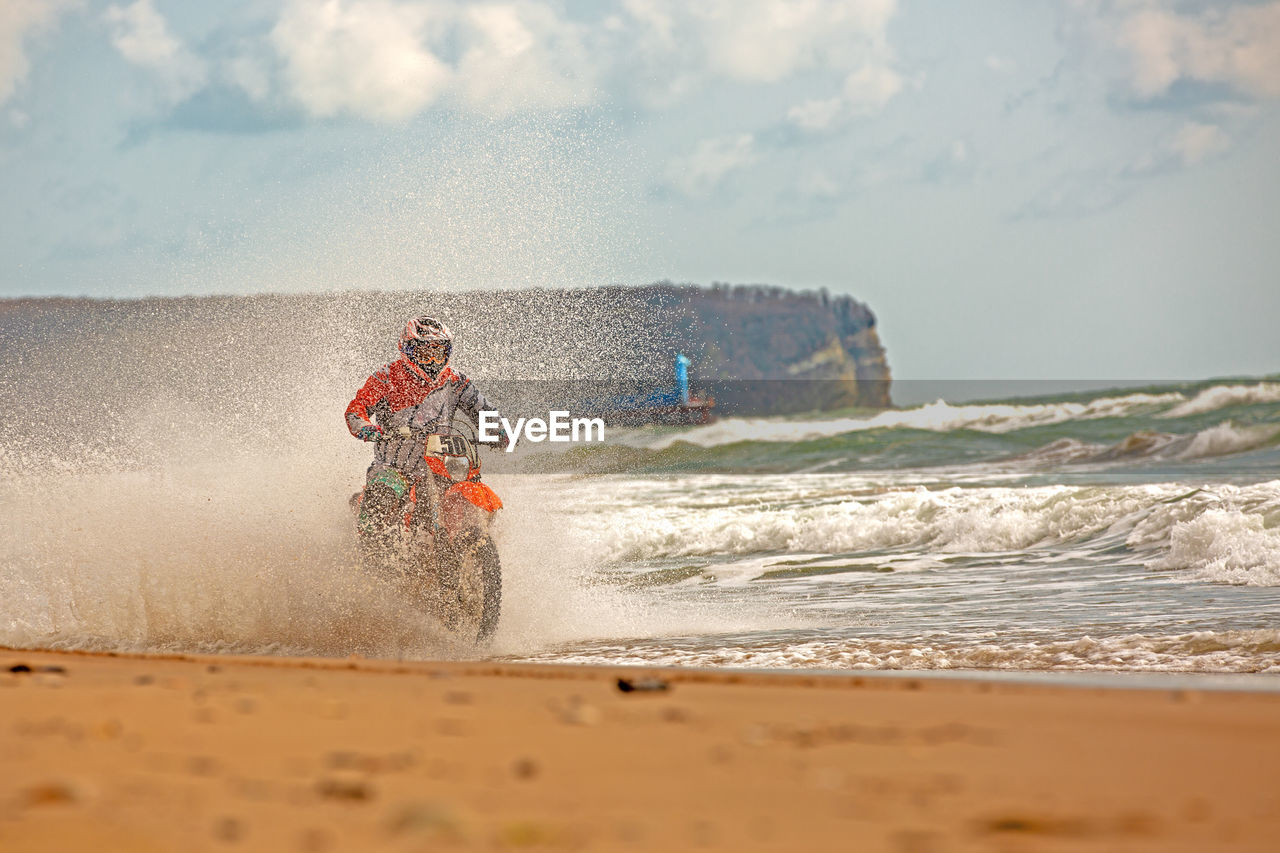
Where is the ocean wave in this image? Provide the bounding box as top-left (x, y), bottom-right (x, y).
top-left (1161, 382), bottom-right (1280, 419)
top-left (1147, 509), bottom-right (1280, 586)
top-left (515, 629), bottom-right (1280, 673)
top-left (573, 482), bottom-right (1164, 562)
top-left (568, 478), bottom-right (1280, 586)
top-left (1179, 421), bottom-right (1280, 459)
top-left (647, 391), bottom-right (1187, 449)
top-left (1082, 422), bottom-right (1280, 463)
top-left (1004, 438), bottom-right (1105, 466)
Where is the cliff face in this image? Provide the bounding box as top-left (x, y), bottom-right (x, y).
top-left (639, 283), bottom-right (893, 411)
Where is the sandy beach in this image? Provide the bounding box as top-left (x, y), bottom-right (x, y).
top-left (1, 648), bottom-right (1277, 851)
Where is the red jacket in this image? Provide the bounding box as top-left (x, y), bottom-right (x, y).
top-left (346, 357), bottom-right (499, 472)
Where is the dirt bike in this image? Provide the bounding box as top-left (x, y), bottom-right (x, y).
top-left (350, 423), bottom-right (504, 643)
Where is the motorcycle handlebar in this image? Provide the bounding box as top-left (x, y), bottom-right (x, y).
top-left (374, 428), bottom-right (502, 450)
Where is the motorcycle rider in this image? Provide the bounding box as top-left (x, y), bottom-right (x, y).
top-left (346, 316), bottom-right (504, 550)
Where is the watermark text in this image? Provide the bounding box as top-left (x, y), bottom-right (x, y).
top-left (479, 410), bottom-right (605, 452)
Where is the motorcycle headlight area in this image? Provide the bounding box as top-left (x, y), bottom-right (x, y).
top-left (444, 455), bottom-right (471, 481)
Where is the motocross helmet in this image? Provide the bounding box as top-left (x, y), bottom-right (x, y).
top-left (399, 315), bottom-right (453, 378)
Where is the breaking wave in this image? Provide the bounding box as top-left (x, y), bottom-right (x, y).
top-left (637, 382), bottom-right (1280, 452)
top-left (1078, 422), bottom-right (1280, 464)
top-left (1149, 509), bottom-right (1280, 586)
top-left (646, 391), bottom-right (1189, 449)
top-left (566, 478), bottom-right (1280, 586)
top-left (1161, 382), bottom-right (1280, 419)
top-left (600, 382), bottom-right (1280, 476)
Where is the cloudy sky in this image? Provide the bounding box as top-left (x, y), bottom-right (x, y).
top-left (2, 0), bottom-right (1278, 379)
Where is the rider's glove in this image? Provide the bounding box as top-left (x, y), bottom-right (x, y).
top-left (355, 425), bottom-right (384, 442)
top-left (480, 431), bottom-right (510, 451)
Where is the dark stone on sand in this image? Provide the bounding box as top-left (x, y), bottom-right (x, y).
top-left (22, 781), bottom-right (80, 806)
top-left (8, 664), bottom-right (32, 673)
top-left (188, 756), bottom-right (219, 777)
top-left (300, 828), bottom-right (332, 851)
top-left (213, 816), bottom-right (245, 843)
top-left (316, 776), bottom-right (373, 801)
top-left (617, 677), bottom-right (670, 693)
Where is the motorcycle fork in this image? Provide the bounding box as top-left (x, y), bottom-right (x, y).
top-left (404, 483), bottom-right (415, 530)
top-left (407, 479), bottom-right (449, 540)
top-left (408, 478), bottom-right (459, 580)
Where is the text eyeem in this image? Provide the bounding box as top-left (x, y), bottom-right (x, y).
top-left (478, 411), bottom-right (605, 452)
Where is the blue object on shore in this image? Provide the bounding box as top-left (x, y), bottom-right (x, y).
top-left (575, 353), bottom-right (715, 425)
top-left (675, 353), bottom-right (690, 405)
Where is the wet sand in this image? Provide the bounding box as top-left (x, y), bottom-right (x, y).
top-left (1, 648), bottom-right (1278, 851)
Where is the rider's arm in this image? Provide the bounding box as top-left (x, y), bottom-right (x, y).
top-left (453, 373), bottom-right (507, 447)
top-left (453, 373), bottom-right (498, 424)
top-left (345, 369), bottom-right (391, 439)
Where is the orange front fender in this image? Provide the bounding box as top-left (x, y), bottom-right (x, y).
top-left (440, 480), bottom-right (502, 536)
top-left (445, 480), bottom-right (503, 513)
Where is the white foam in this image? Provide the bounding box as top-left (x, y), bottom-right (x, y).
top-left (565, 479), bottom-right (1178, 562)
top-left (514, 629), bottom-right (1280, 673)
top-left (1161, 383), bottom-right (1280, 419)
top-left (1179, 422), bottom-right (1280, 459)
top-left (647, 391), bottom-right (1187, 449)
top-left (1083, 422), bottom-right (1279, 463)
top-left (560, 475), bottom-right (1280, 588)
top-left (1147, 509), bottom-right (1280, 586)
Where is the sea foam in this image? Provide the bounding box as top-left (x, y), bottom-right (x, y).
top-left (564, 476), bottom-right (1280, 587)
top-left (1161, 382), bottom-right (1280, 419)
top-left (645, 391), bottom-right (1187, 449)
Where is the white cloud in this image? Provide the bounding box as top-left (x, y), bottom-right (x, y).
top-left (0, 0), bottom-right (76, 106)
top-left (105, 0), bottom-right (207, 103)
top-left (796, 168), bottom-right (840, 199)
top-left (1170, 121), bottom-right (1229, 165)
top-left (695, 1), bottom-right (854, 83)
top-left (1071, 0), bottom-right (1280, 100)
top-left (627, 0), bottom-right (904, 120)
top-left (225, 55), bottom-right (270, 102)
top-left (787, 96), bottom-right (842, 130)
top-left (843, 61), bottom-right (902, 115)
top-left (32, 0), bottom-right (907, 130)
top-left (623, 0), bottom-right (677, 50)
top-left (985, 55), bottom-right (1015, 74)
top-left (788, 59), bottom-right (903, 129)
top-left (1129, 120), bottom-right (1231, 174)
top-left (698, 0), bottom-right (896, 83)
top-left (271, 0), bottom-right (452, 122)
top-left (269, 0), bottom-right (598, 121)
top-left (666, 132), bottom-right (757, 197)
top-left (455, 2), bottom-right (597, 116)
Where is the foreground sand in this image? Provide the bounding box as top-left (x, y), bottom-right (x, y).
top-left (1, 648), bottom-right (1278, 852)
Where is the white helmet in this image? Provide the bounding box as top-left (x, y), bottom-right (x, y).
top-left (399, 315), bottom-right (452, 377)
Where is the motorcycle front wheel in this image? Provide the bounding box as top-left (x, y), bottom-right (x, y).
top-left (450, 531), bottom-right (502, 644)
top-left (473, 534), bottom-right (502, 642)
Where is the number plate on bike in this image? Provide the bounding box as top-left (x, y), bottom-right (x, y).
top-left (425, 434), bottom-right (468, 456)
